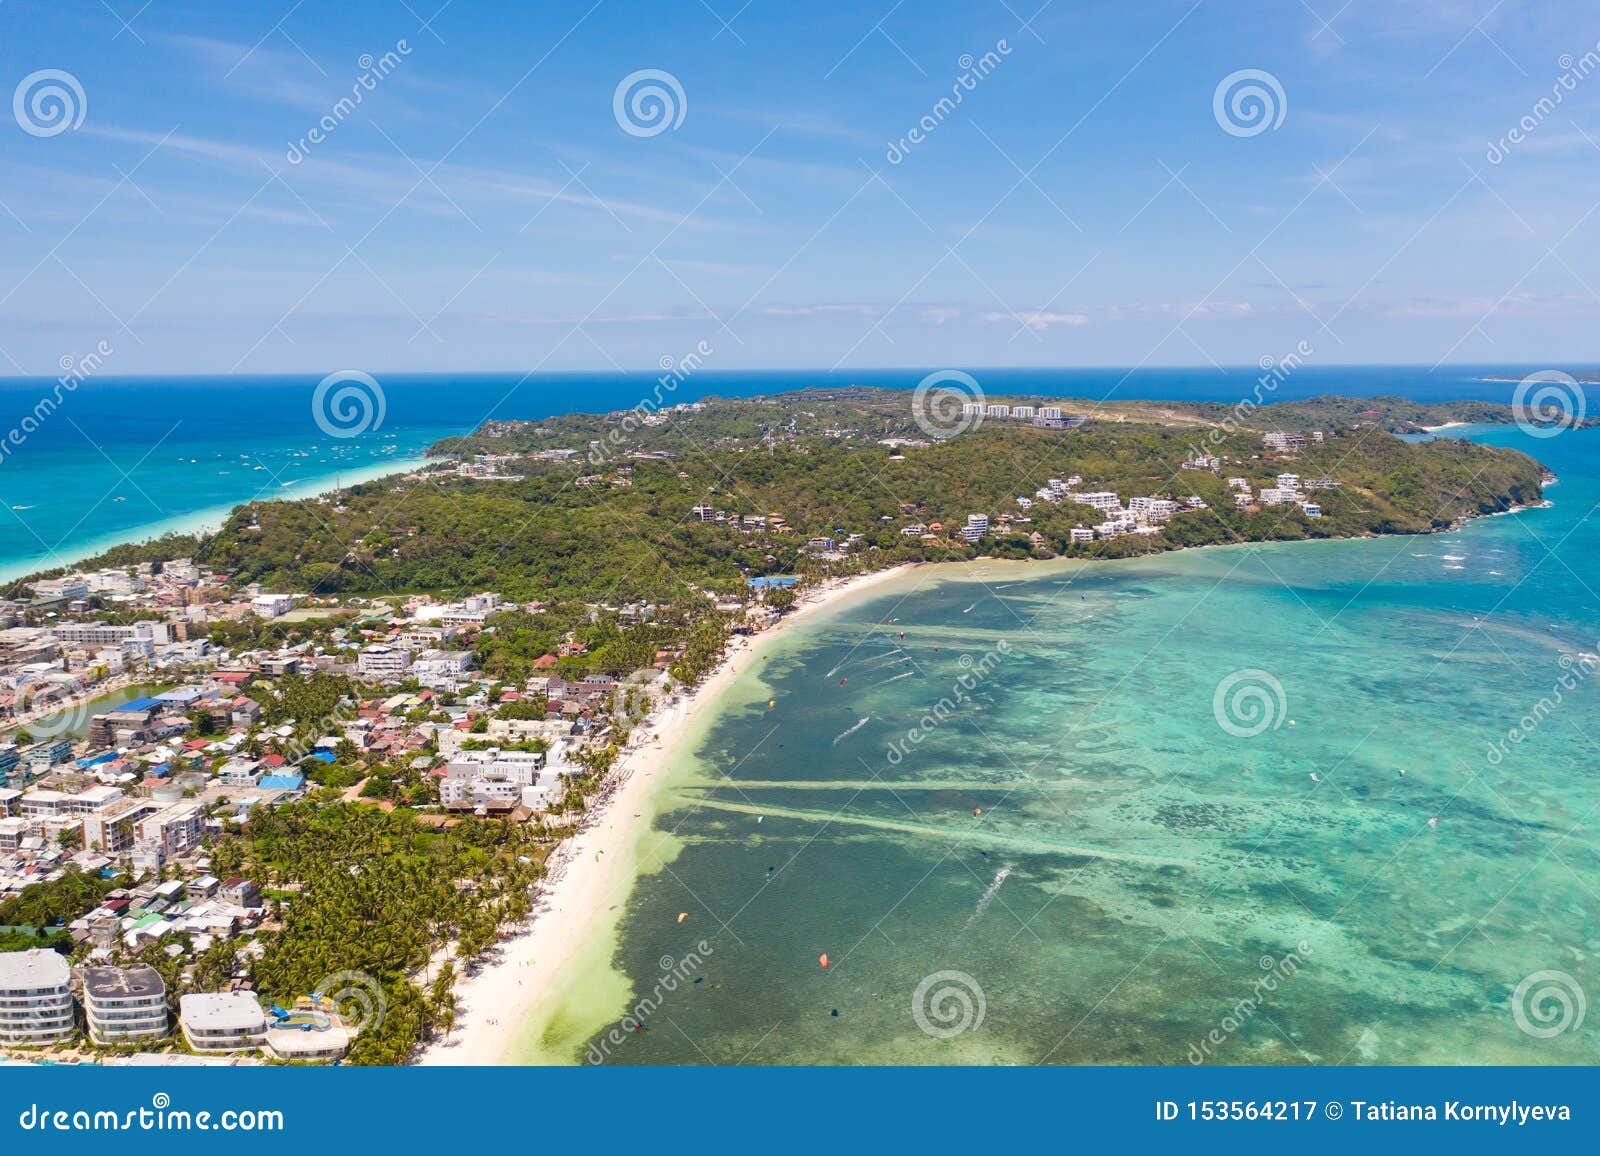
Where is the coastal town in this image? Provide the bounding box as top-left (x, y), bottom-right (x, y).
top-left (0, 554), bottom-right (704, 1064)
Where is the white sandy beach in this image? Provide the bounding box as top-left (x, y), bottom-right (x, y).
top-left (414, 562), bottom-right (921, 1066)
top-left (0, 456), bottom-right (435, 585)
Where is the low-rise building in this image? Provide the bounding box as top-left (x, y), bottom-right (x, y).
top-left (180, 991), bottom-right (267, 1053)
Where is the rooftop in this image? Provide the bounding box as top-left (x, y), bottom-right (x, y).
top-left (82, 964), bottom-right (165, 1000)
top-left (0, 948), bottom-right (71, 988)
top-left (180, 991), bottom-right (264, 1031)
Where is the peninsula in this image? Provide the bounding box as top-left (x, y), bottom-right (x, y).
top-left (0, 389), bottom-right (1550, 1064)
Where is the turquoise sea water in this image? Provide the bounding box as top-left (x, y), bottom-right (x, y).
top-left (588, 422), bottom-right (1600, 1065)
top-left (0, 364), bottom-right (1590, 581)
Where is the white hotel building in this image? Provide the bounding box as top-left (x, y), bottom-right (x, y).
top-left (0, 949), bottom-right (76, 1046)
top-left (181, 992), bottom-right (268, 1053)
top-left (82, 965), bottom-right (168, 1045)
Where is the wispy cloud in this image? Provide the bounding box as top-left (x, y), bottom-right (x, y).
top-left (81, 125), bottom-right (742, 232)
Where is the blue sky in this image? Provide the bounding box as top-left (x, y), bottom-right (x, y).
top-left (1, 0), bottom-right (1598, 374)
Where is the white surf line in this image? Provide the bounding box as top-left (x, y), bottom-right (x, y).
top-left (684, 799), bottom-right (1192, 867)
top-left (683, 778), bottom-right (1114, 792)
top-left (832, 716), bottom-right (871, 745)
top-left (965, 866), bottom-right (1012, 930)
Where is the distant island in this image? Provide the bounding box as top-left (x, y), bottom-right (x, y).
top-left (1479, 373), bottom-right (1600, 384)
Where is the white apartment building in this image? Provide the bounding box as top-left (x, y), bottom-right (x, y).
top-left (444, 749), bottom-right (545, 786)
top-left (412, 650), bottom-right (474, 686)
top-left (1258, 488), bottom-right (1296, 505)
top-left (82, 965), bottom-right (168, 1045)
top-left (181, 992), bottom-right (268, 1053)
top-left (83, 569), bottom-right (145, 596)
top-left (357, 644), bottom-right (413, 679)
top-left (29, 576), bottom-right (89, 601)
top-left (135, 801), bottom-right (205, 861)
top-left (984, 404), bottom-right (1012, 417)
top-left (1011, 405), bottom-right (1035, 419)
top-left (441, 748), bottom-right (550, 811)
top-left (250, 593), bottom-right (294, 618)
top-left (20, 785), bottom-right (124, 820)
top-left (439, 777), bottom-right (524, 810)
top-left (51, 620), bottom-right (170, 647)
top-left (0, 949), bottom-right (75, 1046)
top-left (1127, 496), bottom-right (1177, 522)
top-left (1075, 492), bottom-right (1123, 512)
top-left (84, 798), bottom-right (164, 853)
top-left (1038, 407), bottom-right (1064, 420)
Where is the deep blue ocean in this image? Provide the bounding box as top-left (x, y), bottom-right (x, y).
top-left (0, 364), bottom-right (1590, 580)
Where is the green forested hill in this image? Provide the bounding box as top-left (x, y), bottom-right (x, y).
top-left (184, 391), bottom-right (1544, 601)
top-left (11, 391), bottom-right (1548, 606)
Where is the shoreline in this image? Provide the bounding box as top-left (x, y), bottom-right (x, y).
top-left (0, 455), bottom-right (434, 585)
top-left (411, 496), bottom-right (1559, 1066)
top-left (413, 563), bottom-right (920, 1066)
